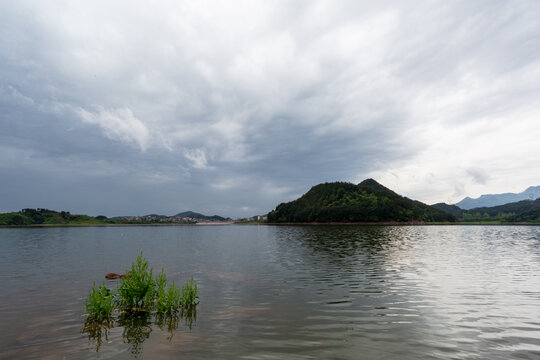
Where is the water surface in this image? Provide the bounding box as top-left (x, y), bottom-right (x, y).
top-left (1, 225), bottom-right (539, 359)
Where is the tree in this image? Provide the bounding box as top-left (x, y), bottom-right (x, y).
top-left (9, 214), bottom-right (24, 225)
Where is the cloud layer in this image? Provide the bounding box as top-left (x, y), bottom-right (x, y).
top-left (2, 1), bottom-right (540, 216)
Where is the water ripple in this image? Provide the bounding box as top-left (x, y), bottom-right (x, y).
top-left (1, 225), bottom-right (540, 359)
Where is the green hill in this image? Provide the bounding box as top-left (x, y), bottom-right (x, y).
top-left (174, 211), bottom-right (228, 221)
top-left (0, 208), bottom-right (110, 225)
top-left (430, 199), bottom-right (540, 223)
top-left (267, 179), bottom-right (456, 223)
top-left (431, 203), bottom-right (464, 218)
top-left (461, 198), bottom-right (540, 222)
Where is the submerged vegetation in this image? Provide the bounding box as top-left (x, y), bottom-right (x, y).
top-left (82, 253), bottom-right (198, 353)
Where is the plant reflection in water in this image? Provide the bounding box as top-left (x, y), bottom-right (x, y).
top-left (81, 307), bottom-right (197, 355)
top-left (81, 319), bottom-right (113, 353)
top-left (155, 307), bottom-right (197, 342)
top-left (117, 311), bottom-right (152, 357)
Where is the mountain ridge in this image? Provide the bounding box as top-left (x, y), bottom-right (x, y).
top-left (268, 179), bottom-right (455, 223)
top-left (433, 198), bottom-right (540, 222)
top-left (174, 211), bottom-right (229, 221)
top-left (455, 186), bottom-right (540, 209)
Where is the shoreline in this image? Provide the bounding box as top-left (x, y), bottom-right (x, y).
top-left (262, 221), bottom-right (540, 226)
top-left (0, 222), bottom-right (233, 228)
top-left (2, 221), bottom-right (539, 228)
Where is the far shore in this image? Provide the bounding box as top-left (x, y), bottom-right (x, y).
top-left (263, 221), bottom-right (540, 226)
top-left (195, 221), bottom-right (235, 225)
top-left (1, 221), bottom-right (539, 228)
top-left (0, 222), bottom-right (233, 228)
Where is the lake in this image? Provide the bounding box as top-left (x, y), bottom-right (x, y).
top-left (1, 225), bottom-right (539, 359)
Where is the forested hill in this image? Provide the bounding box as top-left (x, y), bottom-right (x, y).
top-left (431, 197), bottom-right (540, 222)
top-left (461, 198), bottom-right (540, 222)
top-left (267, 179), bottom-right (456, 223)
top-left (467, 198), bottom-right (540, 220)
top-left (174, 211), bottom-right (228, 221)
top-left (431, 203), bottom-right (464, 218)
top-left (0, 208), bottom-right (109, 225)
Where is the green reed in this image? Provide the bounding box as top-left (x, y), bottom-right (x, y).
top-left (181, 276), bottom-right (199, 307)
top-left (85, 281), bottom-right (115, 322)
top-left (84, 251), bottom-right (198, 332)
top-left (154, 271), bottom-right (199, 312)
top-left (117, 252), bottom-right (156, 310)
top-left (155, 269), bottom-right (182, 313)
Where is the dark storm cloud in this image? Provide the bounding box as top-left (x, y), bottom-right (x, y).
top-left (2, 1), bottom-right (540, 216)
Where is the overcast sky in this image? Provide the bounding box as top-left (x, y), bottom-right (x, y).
top-left (1, 0), bottom-right (540, 217)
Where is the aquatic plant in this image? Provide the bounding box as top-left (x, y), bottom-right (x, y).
top-left (82, 269), bottom-right (196, 354)
top-left (155, 277), bottom-right (183, 313)
top-left (154, 270), bottom-right (198, 313)
top-left (85, 252), bottom-right (198, 319)
top-left (83, 252), bottom-right (199, 353)
top-left (181, 276), bottom-right (199, 307)
top-left (117, 252), bottom-right (156, 310)
top-left (84, 281), bottom-right (115, 322)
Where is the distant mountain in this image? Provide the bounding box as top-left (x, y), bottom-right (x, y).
top-left (267, 179), bottom-right (456, 223)
top-left (431, 198), bottom-right (540, 223)
top-left (466, 198), bottom-right (540, 222)
top-left (174, 211), bottom-right (228, 221)
top-left (455, 186), bottom-right (540, 210)
top-left (431, 203), bottom-right (464, 218)
top-left (144, 214), bottom-right (167, 218)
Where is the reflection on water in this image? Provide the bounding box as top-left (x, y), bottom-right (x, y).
top-left (1, 225), bottom-right (540, 359)
top-left (155, 307), bottom-right (197, 339)
top-left (82, 320), bottom-right (113, 353)
top-left (82, 308), bottom-right (197, 356)
top-left (117, 312), bottom-right (152, 357)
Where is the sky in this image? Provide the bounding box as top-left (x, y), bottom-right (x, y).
top-left (1, 0), bottom-right (540, 218)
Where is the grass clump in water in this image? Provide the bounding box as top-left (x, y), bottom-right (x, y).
top-left (84, 252), bottom-right (198, 323)
top-left (154, 271), bottom-right (199, 313)
top-left (83, 252), bottom-right (199, 352)
top-left (85, 282), bottom-right (115, 323)
top-left (181, 276), bottom-right (199, 307)
top-left (155, 270), bottom-right (182, 313)
top-left (117, 252), bottom-right (156, 311)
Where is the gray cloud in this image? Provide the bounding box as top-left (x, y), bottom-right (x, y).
top-left (2, 1), bottom-right (540, 216)
top-left (467, 168), bottom-right (490, 185)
